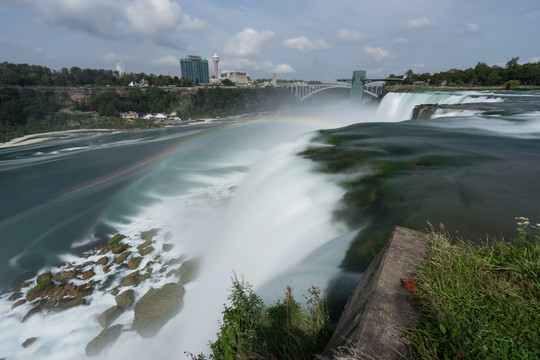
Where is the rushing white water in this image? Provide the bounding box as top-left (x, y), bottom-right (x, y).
top-left (376, 91), bottom-right (504, 122)
top-left (0, 113), bottom-right (363, 359)
top-left (0, 91), bottom-right (531, 359)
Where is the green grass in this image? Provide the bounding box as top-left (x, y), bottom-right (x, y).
top-left (408, 218), bottom-right (540, 359)
top-left (193, 275), bottom-right (333, 360)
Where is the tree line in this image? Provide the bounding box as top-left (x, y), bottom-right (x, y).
top-left (0, 84), bottom-right (298, 142)
top-left (182, 87), bottom-right (298, 118)
top-left (76, 87), bottom-right (186, 117)
top-left (392, 57), bottom-right (540, 87)
top-left (0, 62), bottom-right (193, 87)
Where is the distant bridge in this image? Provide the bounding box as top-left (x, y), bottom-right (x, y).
top-left (279, 83), bottom-right (351, 101)
top-left (337, 70), bottom-right (403, 102)
top-left (280, 70), bottom-right (402, 102)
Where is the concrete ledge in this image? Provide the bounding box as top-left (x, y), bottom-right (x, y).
top-left (323, 226), bottom-right (429, 359)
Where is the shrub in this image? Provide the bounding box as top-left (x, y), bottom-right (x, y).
top-left (204, 275), bottom-right (333, 360)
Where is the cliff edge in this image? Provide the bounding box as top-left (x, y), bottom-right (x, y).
top-left (323, 226), bottom-right (429, 359)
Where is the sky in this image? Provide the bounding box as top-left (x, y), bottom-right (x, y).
top-left (0, 0), bottom-right (539, 82)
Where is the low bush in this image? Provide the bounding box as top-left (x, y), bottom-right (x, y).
top-left (194, 275), bottom-right (333, 360)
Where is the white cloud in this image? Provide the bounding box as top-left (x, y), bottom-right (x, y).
top-left (272, 63), bottom-right (295, 74)
top-left (404, 17), bottom-right (432, 29)
top-left (11, 0), bottom-right (207, 49)
top-left (335, 29), bottom-right (367, 44)
top-left (221, 58), bottom-right (295, 75)
top-left (223, 28), bottom-right (275, 58)
top-left (364, 46), bottom-right (392, 61)
top-left (152, 55), bottom-right (180, 67)
top-left (393, 38), bottom-right (410, 45)
top-left (465, 23), bottom-right (480, 32)
top-left (283, 36), bottom-right (331, 53)
top-left (528, 56), bottom-right (540, 63)
top-left (412, 63), bottom-right (426, 70)
top-left (125, 0), bottom-right (205, 35)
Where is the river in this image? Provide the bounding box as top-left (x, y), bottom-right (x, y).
top-left (0, 90), bottom-right (539, 359)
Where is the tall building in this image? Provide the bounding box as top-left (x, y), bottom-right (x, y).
top-left (179, 55), bottom-right (209, 84)
top-left (212, 53), bottom-right (219, 78)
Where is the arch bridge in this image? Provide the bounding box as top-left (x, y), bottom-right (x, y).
top-left (280, 70), bottom-right (401, 102)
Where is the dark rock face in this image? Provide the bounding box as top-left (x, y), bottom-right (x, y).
top-left (85, 324), bottom-right (123, 357)
top-left (323, 226), bottom-right (429, 360)
top-left (133, 283), bottom-right (184, 338)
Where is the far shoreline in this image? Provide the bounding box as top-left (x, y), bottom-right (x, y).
top-left (0, 129), bottom-right (113, 149)
top-left (0, 118), bottom-right (219, 149)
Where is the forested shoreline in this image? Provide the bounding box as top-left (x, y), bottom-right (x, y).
top-left (2, 57), bottom-right (540, 143)
top-left (0, 85), bottom-right (298, 143)
top-left (394, 57), bottom-right (540, 87)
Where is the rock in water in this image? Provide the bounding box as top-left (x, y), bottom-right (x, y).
top-left (98, 306), bottom-right (124, 328)
top-left (133, 283), bottom-right (184, 338)
top-left (179, 258), bottom-right (200, 284)
top-left (115, 289), bottom-right (135, 309)
top-left (85, 324), bottom-right (123, 357)
top-left (21, 337), bottom-right (38, 348)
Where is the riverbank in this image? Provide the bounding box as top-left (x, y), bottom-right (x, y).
top-left (323, 221), bottom-right (539, 359)
top-left (408, 220), bottom-right (540, 359)
top-left (0, 118), bottom-right (218, 149)
top-left (0, 129), bottom-right (113, 148)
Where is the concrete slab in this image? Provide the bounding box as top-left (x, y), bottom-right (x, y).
top-left (323, 226), bottom-right (429, 359)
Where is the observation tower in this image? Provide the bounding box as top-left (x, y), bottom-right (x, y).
top-left (212, 53), bottom-right (219, 78)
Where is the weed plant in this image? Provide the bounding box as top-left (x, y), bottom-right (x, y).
top-left (197, 275), bottom-right (333, 360)
top-left (408, 218), bottom-right (540, 359)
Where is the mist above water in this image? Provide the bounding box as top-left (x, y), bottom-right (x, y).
top-left (2, 91), bottom-right (537, 359)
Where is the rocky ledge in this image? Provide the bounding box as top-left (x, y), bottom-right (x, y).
top-left (323, 226), bottom-right (429, 359)
top-left (1, 228), bottom-right (199, 357)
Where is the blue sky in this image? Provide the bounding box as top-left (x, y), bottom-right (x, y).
top-left (0, 0), bottom-right (539, 82)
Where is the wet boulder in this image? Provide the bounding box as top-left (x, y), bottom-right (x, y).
top-left (115, 289), bottom-right (135, 309)
top-left (85, 324), bottom-right (123, 357)
top-left (21, 337), bottom-right (37, 348)
top-left (179, 258), bottom-right (200, 284)
top-left (133, 283), bottom-right (184, 338)
top-left (128, 256), bottom-right (142, 270)
top-left (98, 306), bottom-right (124, 328)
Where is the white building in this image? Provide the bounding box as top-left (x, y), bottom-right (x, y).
top-left (219, 70), bottom-right (250, 86)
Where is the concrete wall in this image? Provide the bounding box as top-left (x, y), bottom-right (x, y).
top-left (323, 226), bottom-right (429, 359)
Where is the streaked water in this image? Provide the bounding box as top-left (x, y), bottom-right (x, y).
top-left (1, 90), bottom-right (539, 359)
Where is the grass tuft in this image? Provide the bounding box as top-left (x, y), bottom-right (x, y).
top-left (408, 219), bottom-right (540, 359)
